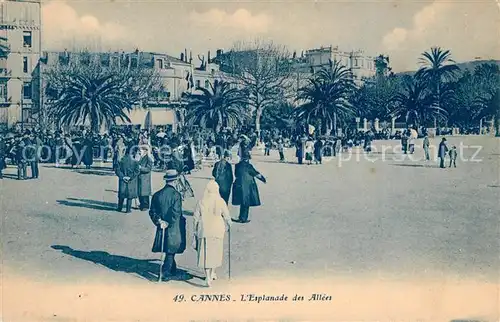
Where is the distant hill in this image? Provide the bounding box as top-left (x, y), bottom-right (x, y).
top-left (397, 59), bottom-right (500, 76)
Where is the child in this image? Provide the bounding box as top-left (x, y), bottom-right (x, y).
top-left (449, 145), bottom-right (457, 168)
top-left (278, 139), bottom-right (285, 162)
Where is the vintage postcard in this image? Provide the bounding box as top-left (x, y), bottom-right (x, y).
top-left (1, 0), bottom-right (499, 321)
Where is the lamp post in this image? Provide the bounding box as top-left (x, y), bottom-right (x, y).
top-left (355, 117), bottom-right (360, 131)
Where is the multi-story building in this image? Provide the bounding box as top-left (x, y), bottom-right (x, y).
top-left (301, 46), bottom-right (376, 85)
top-left (0, 0), bottom-right (41, 131)
top-left (38, 49), bottom-right (221, 132)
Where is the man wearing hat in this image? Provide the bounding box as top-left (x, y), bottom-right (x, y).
top-left (232, 151), bottom-right (266, 223)
top-left (438, 137), bottom-right (448, 169)
top-left (149, 169), bottom-right (187, 280)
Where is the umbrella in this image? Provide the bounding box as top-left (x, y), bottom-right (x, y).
top-left (156, 132), bottom-right (166, 138)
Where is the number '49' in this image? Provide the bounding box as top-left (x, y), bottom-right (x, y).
top-left (173, 294), bottom-right (184, 302)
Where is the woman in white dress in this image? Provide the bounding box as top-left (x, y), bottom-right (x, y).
top-left (193, 180), bottom-right (232, 286)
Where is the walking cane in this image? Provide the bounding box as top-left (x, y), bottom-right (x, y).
top-left (158, 225), bottom-right (166, 282)
top-left (228, 225), bottom-right (231, 280)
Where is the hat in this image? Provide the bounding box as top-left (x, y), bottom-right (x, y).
top-left (163, 169), bottom-right (179, 182)
top-left (223, 150), bottom-right (231, 158)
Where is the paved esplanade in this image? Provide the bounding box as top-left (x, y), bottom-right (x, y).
top-left (1, 136), bottom-right (498, 321)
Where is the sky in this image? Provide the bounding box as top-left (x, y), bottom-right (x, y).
top-left (41, 0), bottom-right (500, 72)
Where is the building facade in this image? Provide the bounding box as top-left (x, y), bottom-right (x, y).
top-left (0, 0), bottom-right (41, 131)
top-left (38, 49), bottom-right (222, 132)
top-left (296, 46), bottom-right (376, 86)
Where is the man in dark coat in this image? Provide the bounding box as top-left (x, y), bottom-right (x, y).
top-left (149, 170), bottom-right (187, 280)
top-left (115, 148), bottom-right (140, 213)
top-left (138, 146), bottom-right (153, 211)
top-left (438, 137), bottom-right (448, 169)
top-left (314, 137), bottom-right (323, 164)
top-left (232, 151), bottom-right (266, 223)
top-left (82, 134), bottom-right (94, 169)
top-left (212, 150), bottom-right (233, 204)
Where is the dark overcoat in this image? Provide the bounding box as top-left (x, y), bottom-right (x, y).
top-left (138, 155), bottom-right (153, 197)
top-left (149, 185), bottom-right (186, 254)
top-left (438, 142), bottom-right (448, 159)
top-left (116, 155), bottom-right (140, 199)
top-left (83, 138), bottom-right (94, 166)
top-left (212, 159), bottom-right (233, 204)
top-left (314, 140), bottom-right (323, 162)
top-left (232, 161), bottom-right (262, 207)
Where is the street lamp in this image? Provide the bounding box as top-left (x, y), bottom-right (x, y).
top-left (355, 117), bottom-right (360, 130)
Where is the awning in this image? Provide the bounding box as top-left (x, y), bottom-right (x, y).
top-left (116, 108), bottom-right (177, 127)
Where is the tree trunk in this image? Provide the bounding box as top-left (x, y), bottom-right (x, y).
top-left (255, 108), bottom-right (263, 138)
top-left (333, 113), bottom-right (337, 136)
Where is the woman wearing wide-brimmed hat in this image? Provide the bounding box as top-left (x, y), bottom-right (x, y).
top-left (232, 151), bottom-right (266, 223)
top-left (192, 180), bottom-right (232, 286)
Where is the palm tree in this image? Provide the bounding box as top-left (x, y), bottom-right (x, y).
top-left (417, 47), bottom-right (460, 127)
top-left (185, 80), bottom-right (249, 132)
top-left (295, 60), bottom-right (356, 135)
top-left (48, 73), bottom-right (134, 132)
top-left (391, 76), bottom-right (445, 127)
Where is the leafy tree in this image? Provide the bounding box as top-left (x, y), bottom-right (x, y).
top-left (220, 39), bottom-right (292, 136)
top-left (260, 100), bottom-right (294, 131)
top-left (294, 60), bottom-right (356, 135)
top-left (374, 54), bottom-right (393, 78)
top-left (353, 75), bottom-right (401, 120)
top-left (185, 80), bottom-right (249, 132)
top-left (45, 51), bottom-right (161, 132)
top-left (391, 75), bottom-right (444, 127)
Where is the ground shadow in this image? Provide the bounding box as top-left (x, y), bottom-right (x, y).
top-left (188, 175), bottom-right (213, 180)
top-left (57, 199), bottom-right (116, 212)
top-left (183, 210), bottom-right (194, 217)
top-left (389, 163), bottom-right (438, 168)
top-left (67, 198), bottom-right (117, 208)
top-left (105, 189), bottom-right (118, 193)
top-left (74, 169), bottom-right (115, 176)
top-left (487, 185), bottom-right (500, 188)
top-left (257, 160), bottom-right (298, 165)
top-left (51, 245), bottom-right (197, 282)
top-left (43, 165), bottom-right (113, 171)
top-left (1, 173), bottom-right (21, 180)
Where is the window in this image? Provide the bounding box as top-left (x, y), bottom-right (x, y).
top-left (0, 82), bottom-right (7, 101)
top-left (196, 80), bottom-right (201, 88)
top-left (23, 82), bottom-right (32, 99)
top-left (156, 59), bottom-right (163, 69)
top-left (23, 31), bottom-right (32, 48)
top-left (204, 80), bottom-right (210, 88)
top-left (23, 56), bottom-right (29, 73)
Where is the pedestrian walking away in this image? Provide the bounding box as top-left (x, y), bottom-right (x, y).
top-left (149, 170), bottom-right (187, 281)
top-left (192, 180), bottom-right (232, 287)
top-left (232, 151), bottom-right (267, 223)
top-left (212, 150), bottom-right (233, 205)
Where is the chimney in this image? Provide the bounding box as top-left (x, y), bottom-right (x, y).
top-left (216, 49), bottom-right (223, 57)
top-left (184, 49), bottom-right (188, 62)
top-left (189, 50), bottom-right (192, 64)
top-left (208, 50), bottom-right (211, 63)
top-left (180, 52), bottom-right (184, 61)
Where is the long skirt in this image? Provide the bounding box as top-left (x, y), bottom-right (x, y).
top-left (197, 237), bottom-right (223, 269)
